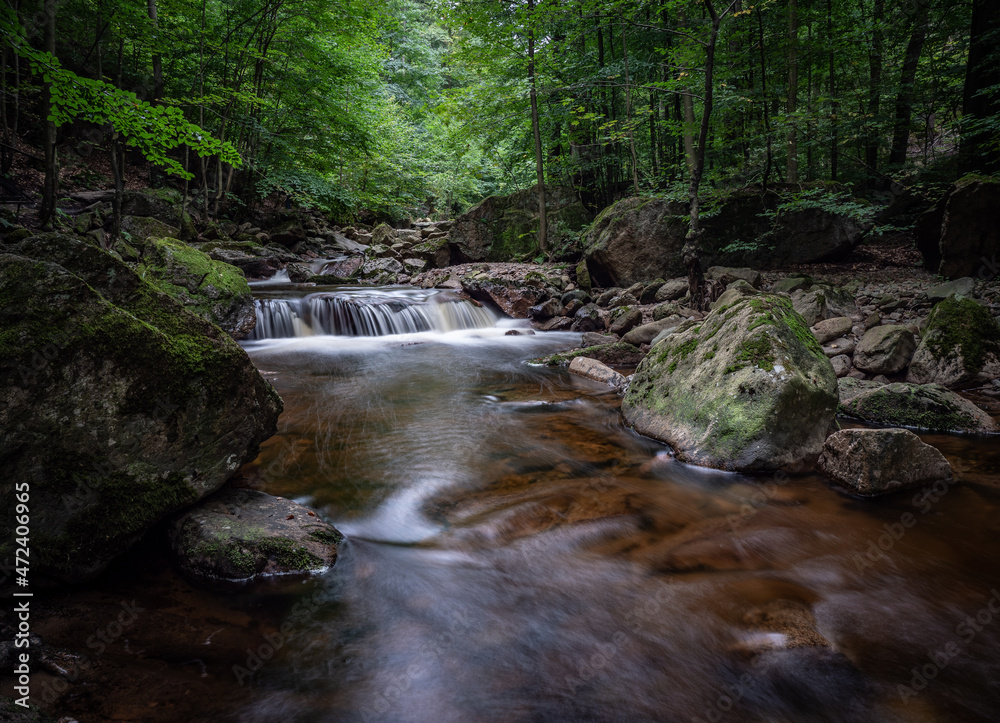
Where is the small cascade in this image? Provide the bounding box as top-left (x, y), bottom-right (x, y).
top-left (248, 290), bottom-right (497, 340)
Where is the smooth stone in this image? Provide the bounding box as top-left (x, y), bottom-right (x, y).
top-left (818, 428), bottom-right (952, 496)
top-left (568, 357), bottom-right (628, 389)
top-left (812, 316), bottom-right (853, 344)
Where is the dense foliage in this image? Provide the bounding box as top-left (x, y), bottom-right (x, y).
top-left (1, 0), bottom-right (997, 222)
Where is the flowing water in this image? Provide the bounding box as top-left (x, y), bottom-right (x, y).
top-left (17, 284), bottom-right (1000, 723)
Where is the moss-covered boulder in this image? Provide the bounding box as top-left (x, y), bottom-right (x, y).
top-left (130, 236), bottom-right (256, 339)
top-left (0, 236), bottom-right (282, 584)
top-left (449, 185), bottom-right (591, 263)
top-left (622, 294), bottom-right (838, 472)
top-left (837, 378), bottom-right (998, 434)
top-left (582, 189), bottom-right (865, 287)
top-left (169, 488), bottom-right (341, 584)
top-left (906, 296), bottom-right (1000, 387)
top-left (853, 325), bottom-right (916, 375)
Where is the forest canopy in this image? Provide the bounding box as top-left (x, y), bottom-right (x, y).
top-left (1, 0), bottom-right (997, 223)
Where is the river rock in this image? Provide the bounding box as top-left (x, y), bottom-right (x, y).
top-left (568, 357), bottom-right (628, 389)
top-left (622, 318), bottom-right (683, 346)
top-left (410, 237), bottom-right (451, 269)
top-left (916, 176), bottom-right (1000, 278)
top-left (532, 342), bottom-right (644, 368)
top-left (773, 276), bottom-right (813, 294)
top-left (837, 378), bottom-right (998, 434)
top-left (622, 294), bottom-right (838, 472)
top-left (925, 277), bottom-right (977, 302)
top-left (817, 429), bottom-right (952, 496)
top-left (830, 354), bottom-right (853, 378)
top-left (906, 296), bottom-right (1000, 387)
top-left (853, 325), bottom-right (916, 374)
top-left (571, 303), bottom-right (604, 332)
top-left (463, 276), bottom-right (547, 318)
top-left (582, 332), bottom-right (618, 346)
top-left (609, 307), bottom-right (643, 336)
top-left (529, 298), bottom-right (564, 320)
top-left (655, 279), bottom-right (689, 302)
top-left (449, 185), bottom-right (591, 263)
top-left (712, 280), bottom-right (758, 310)
top-left (169, 488), bottom-right (341, 584)
top-left (706, 266), bottom-right (762, 288)
top-left (0, 236), bottom-right (281, 584)
top-left (812, 317), bottom-right (853, 344)
top-left (790, 285), bottom-right (857, 326)
top-left (822, 337), bottom-right (856, 358)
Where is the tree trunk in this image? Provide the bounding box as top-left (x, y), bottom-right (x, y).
top-left (528, 0), bottom-right (547, 252)
top-left (621, 20), bottom-right (639, 194)
top-left (110, 135), bottom-right (123, 246)
top-left (686, 4), bottom-right (725, 311)
top-left (959, 0), bottom-right (1000, 174)
top-left (683, 91), bottom-right (696, 179)
top-left (786, 0), bottom-right (799, 183)
top-left (865, 0), bottom-right (884, 186)
top-left (146, 0), bottom-right (163, 100)
top-left (827, 0), bottom-right (838, 181)
top-left (888, 2), bottom-right (930, 168)
top-left (757, 7), bottom-right (774, 190)
top-left (39, 0), bottom-right (58, 228)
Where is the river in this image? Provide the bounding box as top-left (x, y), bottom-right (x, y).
top-left (18, 283), bottom-right (1000, 722)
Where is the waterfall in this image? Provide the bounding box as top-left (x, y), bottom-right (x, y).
top-left (248, 290), bottom-right (497, 340)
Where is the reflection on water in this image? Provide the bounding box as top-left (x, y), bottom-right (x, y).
top-left (18, 287), bottom-right (1000, 722)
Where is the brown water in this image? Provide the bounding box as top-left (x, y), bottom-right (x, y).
top-left (9, 291), bottom-right (1000, 722)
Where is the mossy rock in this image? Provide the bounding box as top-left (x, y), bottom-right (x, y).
top-left (530, 342), bottom-right (644, 368)
top-left (0, 234), bottom-right (281, 584)
top-left (169, 488), bottom-right (342, 584)
top-left (120, 189), bottom-right (196, 240)
top-left (131, 236), bottom-right (256, 338)
top-left (120, 214), bottom-right (179, 242)
top-left (622, 294), bottom-right (838, 472)
top-left (837, 378), bottom-right (997, 434)
top-left (450, 185), bottom-right (592, 263)
top-left (906, 296), bottom-right (1000, 387)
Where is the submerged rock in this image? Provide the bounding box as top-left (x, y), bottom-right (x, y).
top-left (906, 296), bottom-right (1000, 387)
top-left (531, 342), bottom-right (644, 368)
top-left (622, 294), bottom-right (838, 472)
top-left (838, 378), bottom-right (998, 434)
top-left (0, 237), bottom-right (281, 584)
top-left (817, 428), bottom-right (952, 496)
top-left (169, 488), bottom-right (341, 584)
top-left (568, 357), bottom-right (628, 390)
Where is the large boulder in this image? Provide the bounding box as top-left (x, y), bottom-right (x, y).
top-left (916, 176), bottom-right (1000, 279)
top-left (837, 378), bottom-right (998, 434)
top-left (622, 294), bottom-right (838, 472)
top-left (906, 296), bottom-right (1000, 387)
top-left (169, 488), bottom-right (341, 584)
top-left (817, 429), bottom-right (952, 496)
top-left (128, 236), bottom-right (256, 339)
top-left (449, 185), bottom-right (591, 263)
top-left (582, 188), bottom-right (866, 287)
top-left (0, 236), bottom-right (282, 584)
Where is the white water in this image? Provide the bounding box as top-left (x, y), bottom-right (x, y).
top-left (247, 287), bottom-right (498, 340)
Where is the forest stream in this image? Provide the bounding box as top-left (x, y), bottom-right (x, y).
top-left (14, 281), bottom-right (1000, 723)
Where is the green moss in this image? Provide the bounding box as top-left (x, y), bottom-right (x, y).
top-left (530, 342), bottom-right (642, 367)
top-left (308, 528), bottom-right (345, 545)
top-left (923, 296), bottom-right (1000, 373)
